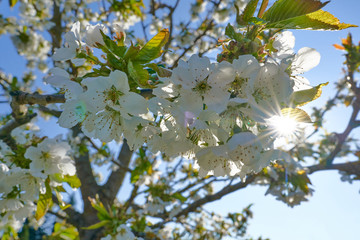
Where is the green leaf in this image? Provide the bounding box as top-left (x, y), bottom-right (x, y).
top-left (249, 17), bottom-right (268, 25)
top-left (172, 192), bottom-right (187, 203)
top-left (52, 223), bottom-right (79, 240)
top-left (242, 0), bottom-right (260, 22)
top-left (82, 220), bottom-right (111, 230)
top-left (263, 0), bottom-right (329, 23)
top-left (130, 157), bottom-right (152, 184)
top-left (134, 29), bottom-right (169, 63)
top-left (124, 44), bottom-right (141, 60)
top-left (290, 170), bottom-right (311, 194)
top-left (225, 24), bottom-right (243, 42)
top-left (100, 30), bottom-right (127, 58)
top-left (266, 10), bottom-right (358, 30)
top-left (132, 216), bottom-right (147, 232)
top-left (145, 63), bottom-right (172, 77)
top-left (291, 82), bottom-right (328, 106)
top-left (9, 0), bottom-right (18, 8)
top-left (63, 174), bottom-right (81, 188)
top-left (107, 53), bottom-right (123, 69)
top-left (281, 108), bottom-right (312, 123)
top-left (35, 179), bottom-right (52, 220)
top-left (89, 197), bottom-right (110, 220)
top-left (257, 0), bottom-right (269, 18)
top-left (127, 60), bottom-right (150, 88)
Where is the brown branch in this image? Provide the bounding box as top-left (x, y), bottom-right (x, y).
top-left (10, 91), bottom-right (65, 105)
top-left (173, 175), bottom-right (255, 219)
top-left (307, 161), bottom-right (360, 176)
top-left (0, 113), bottom-right (37, 139)
top-left (38, 105), bottom-right (62, 118)
top-left (161, 0), bottom-right (181, 62)
top-left (153, 174), bottom-right (256, 229)
top-left (49, 0), bottom-right (63, 53)
top-left (122, 185), bottom-right (139, 214)
top-left (325, 94), bottom-right (360, 165)
top-left (101, 139), bottom-right (133, 205)
top-left (0, 113), bottom-right (37, 150)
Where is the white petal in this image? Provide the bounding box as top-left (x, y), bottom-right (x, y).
top-left (227, 132), bottom-right (258, 151)
top-left (108, 70), bottom-right (130, 93)
top-left (118, 92), bottom-right (148, 118)
top-left (52, 47), bottom-right (76, 61)
top-left (292, 47), bottom-right (320, 74)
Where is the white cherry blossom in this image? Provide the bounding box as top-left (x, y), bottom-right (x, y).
top-left (24, 138), bottom-right (76, 178)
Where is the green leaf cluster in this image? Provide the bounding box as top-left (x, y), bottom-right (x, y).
top-left (238, 0), bottom-right (357, 30)
top-left (84, 29), bottom-right (169, 89)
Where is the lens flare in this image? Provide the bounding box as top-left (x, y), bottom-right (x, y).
top-left (267, 115), bottom-right (299, 138)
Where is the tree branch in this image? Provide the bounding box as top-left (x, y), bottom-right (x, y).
top-left (307, 161), bottom-right (360, 176)
top-left (102, 139), bottom-right (133, 205)
top-left (173, 175), bottom-right (255, 219)
top-left (10, 91), bottom-right (65, 105)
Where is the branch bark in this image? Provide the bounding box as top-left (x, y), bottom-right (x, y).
top-left (307, 161), bottom-right (360, 176)
top-left (10, 91), bottom-right (65, 105)
top-left (102, 139), bottom-right (133, 205)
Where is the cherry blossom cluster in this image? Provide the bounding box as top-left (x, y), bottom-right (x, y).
top-left (47, 22), bottom-right (320, 180)
top-left (0, 127), bottom-right (76, 231)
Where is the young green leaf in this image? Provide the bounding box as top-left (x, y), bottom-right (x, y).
top-left (266, 10), bottom-right (357, 30)
top-left (35, 180), bottom-right (53, 220)
top-left (257, 0), bottom-right (269, 18)
top-left (242, 0), bottom-right (260, 22)
top-left (225, 24), bottom-right (244, 42)
top-left (281, 108), bottom-right (312, 123)
top-left (9, 0), bottom-right (18, 8)
top-left (134, 29), bottom-right (169, 63)
top-left (145, 63), bottom-right (172, 77)
top-left (127, 60), bottom-right (151, 88)
top-left (291, 82), bottom-right (328, 107)
top-left (89, 196), bottom-right (111, 220)
top-left (262, 0), bottom-right (329, 23)
top-left (82, 220), bottom-right (111, 230)
top-left (63, 174), bottom-right (82, 188)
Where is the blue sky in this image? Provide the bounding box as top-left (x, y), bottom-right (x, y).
top-left (1, 1), bottom-right (360, 239)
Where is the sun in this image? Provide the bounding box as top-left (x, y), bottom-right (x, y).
top-left (267, 114), bottom-right (300, 138)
